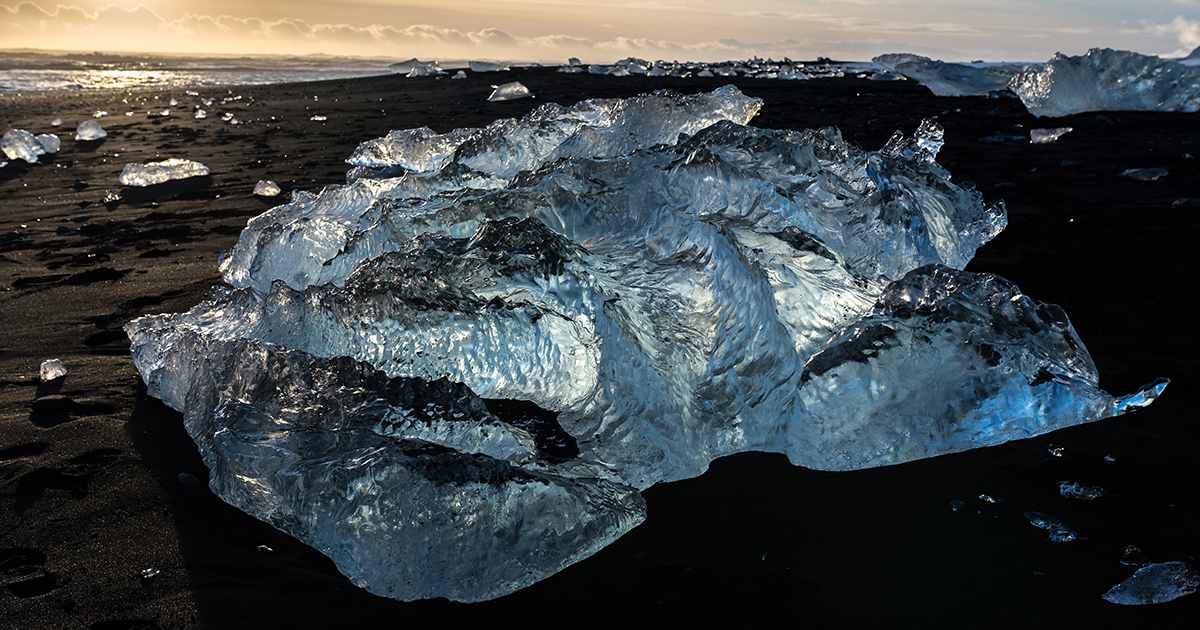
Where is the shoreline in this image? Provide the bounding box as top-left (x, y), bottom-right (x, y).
top-left (2, 67), bottom-right (1198, 628)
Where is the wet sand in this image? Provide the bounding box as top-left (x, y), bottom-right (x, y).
top-left (2, 67), bottom-right (1198, 629)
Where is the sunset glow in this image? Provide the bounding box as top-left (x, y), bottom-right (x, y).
top-left (2, 1), bottom-right (1198, 64)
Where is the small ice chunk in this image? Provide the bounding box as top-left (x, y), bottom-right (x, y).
top-left (51, 117), bottom-right (62, 126)
top-left (1120, 545), bottom-right (1151, 567)
top-left (568, 57), bottom-right (582, 66)
top-left (979, 494), bottom-right (999, 503)
top-left (1025, 511), bottom-right (1080, 542)
top-left (1102, 562), bottom-right (1200, 605)
top-left (36, 134), bottom-right (60, 154)
top-left (194, 110), bottom-right (207, 119)
top-left (75, 120), bottom-right (107, 141)
top-left (1, 129), bottom-right (46, 163)
top-left (487, 81), bottom-right (531, 101)
top-left (950, 499), bottom-right (966, 511)
top-left (452, 70), bottom-right (467, 79)
top-left (310, 114), bottom-right (327, 121)
top-left (1059, 480), bottom-right (1105, 500)
top-left (468, 61), bottom-right (509, 72)
top-left (390, 58), bottom-right (441, 74)
top-left (93, 111), bottom-right (108, 118)
top-left (186, 90), bottom-right (199, 96)
top-left (104, 189), bottom-right (122, 203)
top-left (1119, 168), bottom-right (1168, 181)
top-left (159, 109), bottom-right (171, 117)
top-left (40, 358), bottom-right (67, 381)
top-left (140, 568), bottom-right (160, 579)
top-left (169, 98), bottom-right (179, 106)
top-left (253, 180), bottom-right (281, 196)
top-left (1031, 127), bottom-right (1073, 144)
top-left (119, 159), bottom-right (210, 187)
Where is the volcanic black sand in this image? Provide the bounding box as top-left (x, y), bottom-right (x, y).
top-left (1, 67), bottom-right (1197, 629)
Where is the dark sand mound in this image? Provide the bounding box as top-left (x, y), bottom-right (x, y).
top-left (2, 67), bottom-right (1197, 628)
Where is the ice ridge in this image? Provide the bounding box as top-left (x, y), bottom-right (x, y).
top-left (125, 85), bottom-right (1165, 602)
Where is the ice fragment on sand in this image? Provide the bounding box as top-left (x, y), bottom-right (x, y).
top-left (1025, 511), bottom-right (1080, 542)
top-left (119, 159), bottom-right (209, 187)
top-left (389, 58), bottom-right (439, 74)
top-left (40, 359), bottom-right (67, 382)
top-left (253, 180), bottom-right (281, 196)
top-left (1030, 127), bottom-right (1072, 144)
top-left (486, 81), bottom-right (531, 101)
top-left (469, 61), bottom-right (509, 72)
top-left (104, 189), bottom-right (122, 203)
top-left (50, 117), bottom-right (62, 126)
top-left (93, 111), bottom-right (107, 118)
top-left (75, 119), bottom-right (107, 141)
top-left (194, 110), bottom-right (207, 119)
top-left (36, 134), bottom-right (60, 154)
top-left (452, 70), bottom-right (467, 79)
top-left (1119, 168), bottom-right (1168, 181)
top-left (872, 54), bottom-right (1026, 97)
top-left (1121, 545), bottom-right (1151, 567)
top-left (310, 114), bottom-right (327, 121)
top-left (1103, 562), bottom-right (1200, 605)
top-left (1011, 48), bottom-right (1200, 117)
top-left (1, 129), bottom-right (46, 163)
top-left (1059, 480), bottom-right (1104, 500)
top-left (126, 86), bottom-right (1166, 603)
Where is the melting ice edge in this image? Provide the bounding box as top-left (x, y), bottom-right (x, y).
top-left (125, 85), bottom-right (1167, 602)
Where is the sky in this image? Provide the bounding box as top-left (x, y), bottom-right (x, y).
top-left (1, 1), bottom-right (1198, 63)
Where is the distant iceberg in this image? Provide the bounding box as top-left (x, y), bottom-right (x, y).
top-left (126, 86), bottom-right (1165, 603)
top-left (1010, 48), bottom-right (1200, 117)
top-left (872, 54), bottom-right (1027, 97)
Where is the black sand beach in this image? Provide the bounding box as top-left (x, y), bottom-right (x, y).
top-left (2, 67), bottom-right (1198, 629)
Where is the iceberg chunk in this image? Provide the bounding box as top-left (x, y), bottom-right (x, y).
top-left (119, 159), bottom-right (210, 187)
top-left (1, 129), bottom-right (46, 163)
top-left (1011, 48), bottom-right (1200, 117)
top-left (1103, 562), bottom-right (1200, 605)
top-left (36, 133), bottom-right (60, 154)
top-left (75, 119), bottom-right (107, 141)
top-left (871, 54), bottom-right (1026, 97)
top-left (468, 61), bottom-right (509, 72)
top-left (39, 358), bottom-right (67, 382)
top-left (486, 81), bottom-right (531, 101)
top-left (125, 86), bottom-right (1164, 603)
top-left (253, 180), bottom-right (281, 196)
top-left (389, 59), bottom-right (440, 74)
top-left (1030, 127), bottom-right (1072, 144)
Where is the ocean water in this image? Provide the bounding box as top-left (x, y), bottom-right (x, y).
top-left (0, 52), bottom-right (399, 94)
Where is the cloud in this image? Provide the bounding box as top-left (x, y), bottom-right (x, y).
top-left (1146, 16), bottom-right (1200, 57)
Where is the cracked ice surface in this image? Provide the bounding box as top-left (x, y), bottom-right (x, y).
top-left (1011, 48), bottom-right (1200, 117)
top-left (125, 86), bottom-right (1166, 602)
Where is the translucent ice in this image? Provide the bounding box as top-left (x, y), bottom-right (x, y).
top-left (1120, 168), bottom-right (1168, 181)
top-left (1059, 480), bottom-right (1105, 500)
top-left (1103, 562), bottom-right (1200, 605)
top-left (125, 86), bottom-right (1165, 602)
top-left (469, 61), bottom-right (509, 72)
top-left (36, 134), bottom-right (60, 154)
top-left (1025, 511), bottom-right (1080, 542)
top-left (1011, 48), bottom-right (1200, 117)
top-left (389, 59), bottom-right (440, 74)
top-left (39, 358), bottom-right (67, 382)
top-left (486, 81), bottom-right (531, 101)
top-left (75, 119), bottom-right (107, 141)
top-left (1030, 127), bottom-right (1072, 144)
top-left (872, 54), bottom-right (1025, 97)
top-left (1, 129), bottom-right (46, 163)
top-left (452, 70), bottom-right (467, 80)
top-left (253, 180), bottom-right (281, 196)
top-left (119, 159), bottom-right (210, 187)
top-left (50, 117), bottom-right (62, 126)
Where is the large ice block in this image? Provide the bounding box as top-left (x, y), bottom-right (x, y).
top-left (126, 86), bottom-right (1164, 602)
top-left (119, 159), bottom-right (210, 187)
top-left (1010, 48), bottom-right (1200, 117)
top-left (872, 54), bottom-right (1026, 97)
top-left (1, 129), bottom-right (46, 163)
